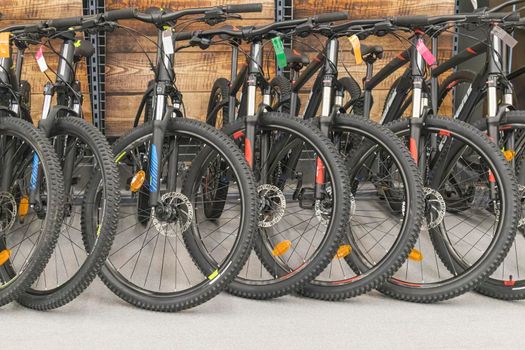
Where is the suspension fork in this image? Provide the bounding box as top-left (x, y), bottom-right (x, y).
top-left (149, 82), bottom-right (170, 207)
top-left (316, 38), bottom-right (339, 198)
top-left (244, 41), bottom-right (262, 172)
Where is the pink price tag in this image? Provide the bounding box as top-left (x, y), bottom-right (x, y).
top-left (35, 46), bottom-right (48, 72)
top-left (416, 39), bottom-right (436, 66)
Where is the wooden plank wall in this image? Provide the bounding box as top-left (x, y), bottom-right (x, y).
top-left (5, 0), bottom-right (455, 136)
top-left (293, 0), bottom-right (456, 120)
top-left (104, 0), bottom-right (275, 136)
top-left (1, 0), bottom-right (92, 124)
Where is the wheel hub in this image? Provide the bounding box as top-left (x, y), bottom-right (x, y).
top-left (315, 186), bottom-right (333, 226)
top-left (152, 192), bottom-right (194, 236)
top-left (0, 192), bottom-right (16, 234)
top-left (257, 184), bottom-right (286, 228)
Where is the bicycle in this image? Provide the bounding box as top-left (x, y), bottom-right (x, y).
top-left (1, 15), bottom-right (121, 310)
top-left (49, 5), bottom-right (265, 312)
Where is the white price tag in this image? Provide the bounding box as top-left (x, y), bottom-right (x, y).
top-left (471, 0), bottom-right (478, 10)
top-left (35, 46), bottom-right (48, 72)
top-left (493, 26), bottom-right (518, 48)
top-left (162, 29), bottom-right (174, 55)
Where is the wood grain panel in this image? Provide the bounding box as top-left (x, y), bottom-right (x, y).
top-left (0, 0), bottom-right (82, 20)
top-left (99, 0), bottom-right (454, 135)
top-left (104, 0), bottom-right (275, 135)
top-left (106, 51), bottom-right (275, 93)
top-left (106, 0), bottom-right (274, 19)
top-left (293, 0), bottom-right (454, 18)
top-left (3, 0), bottom-right (92, 128)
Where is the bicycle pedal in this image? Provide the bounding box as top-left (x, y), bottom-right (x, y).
top-left (298, 187), bottom-right (315, 209)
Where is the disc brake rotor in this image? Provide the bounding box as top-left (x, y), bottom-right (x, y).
top-left (152, 192), bottom-right (194, 236)
top-left (424, 187), bottom-right (446, 229)
top-left (257, 184), bottom-right (286, 228)
top-left (0, 192), bottom-right (16, 234)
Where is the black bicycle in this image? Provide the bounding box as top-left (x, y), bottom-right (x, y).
top-left (1, 16), bottom-right (121, 310)
top-left (47, 5), bottom-right (265, 312)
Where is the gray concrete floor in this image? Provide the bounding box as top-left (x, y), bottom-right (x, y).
top-left (3, 278), bottom-right (525, 349)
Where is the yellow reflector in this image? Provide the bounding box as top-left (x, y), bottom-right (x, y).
top-left (0, 249), bottom-right (11, 266)
top-left (130, 170), bottom-right (146, 192)
top-left (18, 195), bottom-right (29, 218)
top-left (408, 249), bottom-right (423, 262)
top-left (503, 149), bottom-right (515, 161)
top-left (335, 244), bottom-right (352, 259)
top-left (208, 269), bottom-right (219, 280)
top-left (272, 240), bottom-right (292, 256)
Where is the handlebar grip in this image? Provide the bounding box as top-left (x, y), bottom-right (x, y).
top-left (47, 16), bottom-right (84, 29)
top-left (485, 12), bottom-right (519, 21)
top-left (313, 12), bottom-right (349, 23)
top-left (173, 31), bottom-right (195, 41)
top-left (224, 3), bottom-right (263, 13)
top-left (391, 15), bottom-right (429, 27)
top-left (104, 8), bottom-right (137, 21)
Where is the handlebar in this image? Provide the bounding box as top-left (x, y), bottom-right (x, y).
top-left (223, 3), bottom-right (263, 13)
top-left (134, 3), bottom-right (263, 24)
top-left (173, 11), bottom-right (348, 41)
top-left (1, 3), bottom-right (263, 36)
top-left (488, 0), bottom-right (525, 13)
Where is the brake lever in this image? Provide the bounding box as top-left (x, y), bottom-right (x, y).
top-left (204, 13), bottom-right (241, 26)
top-left (296, 21), bottom-right (314, 37)
top-left (189, 36), bottom-right (211, 50)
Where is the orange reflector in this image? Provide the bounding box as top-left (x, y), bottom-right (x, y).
top-left (0, 249), bottom-right (11, 266)
top-left (130, 170), bottom-right (146, 192)
top-left (272, 240), bottom-right (291, 256)
top-left (408, 249), bottom-right (423, 262)
top-left (18, 195), bottom-right (29, 218)
top-left (335, 244), bottom-right (352, 259)
top-left (504, 275), bottom-right (516, 286)
top-left (503, 150), bottom-right (515, 161)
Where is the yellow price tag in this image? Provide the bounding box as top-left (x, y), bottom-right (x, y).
top-left (0, 32), bottom-right (11, 58)
top-left (348, 34), bottom-right (362, 65)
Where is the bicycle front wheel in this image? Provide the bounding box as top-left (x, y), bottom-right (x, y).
top-left (380, 116), bottom-right (519, 302)
top-left (96, 118), bottom-right (257, 312)
top-left (18, 117), bottom-right (120, 310)
top-left (300, 115), bottom-right (424, 300)
top-left (220, 113), bottom-right (351, 299)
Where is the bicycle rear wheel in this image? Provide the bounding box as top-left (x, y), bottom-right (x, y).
top-left (300, 115), bottom-right (424, 300)
top-left (0, 117), bottom-right (63, 307)
top-left (464, 113), bottom-right (525, 299)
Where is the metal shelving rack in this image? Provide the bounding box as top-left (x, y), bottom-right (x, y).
top-left (83, 0), bottom-right (106, 134)
top-left (275, 0), bottom-right (293, 78)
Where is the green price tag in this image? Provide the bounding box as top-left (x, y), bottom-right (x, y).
top-left (271, 37), bottom-right (287, 69)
